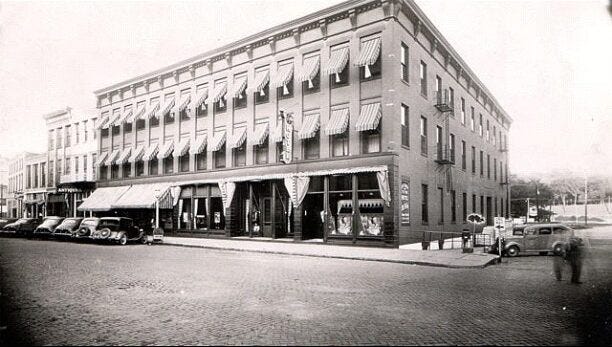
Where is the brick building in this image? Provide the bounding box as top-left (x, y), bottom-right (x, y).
top-left (81, 0), bottom-right (511, 246)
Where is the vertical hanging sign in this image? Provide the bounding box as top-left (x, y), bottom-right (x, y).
top-left (281, 111), bottom-right (293, 164)
top-left (400, 180), bottom-right (410, 225)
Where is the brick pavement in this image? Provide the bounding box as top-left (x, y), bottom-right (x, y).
top-left (0, 238), bottom-right (610, 345)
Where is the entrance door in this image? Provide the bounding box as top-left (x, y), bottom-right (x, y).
top-left (262, 197), bottom-right (273, 237)
top-left (486, 197), bottom-right (493, 225)
top-left (302, 194), bottom-right (324, 240)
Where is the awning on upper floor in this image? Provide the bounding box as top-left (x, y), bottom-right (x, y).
top-left (296, 55), bottom-right (320, 84)
top-left (96, 115), bottom-right (110, 130)
top-left (145, 101), bottom-right (160, 119)
top-left (157, 97), bottom-right (176, 118)
top-left (228, 127), bottom-right (247, 149)
top-left (231, 76), bottom-right (248, 99)
top-left (173, 138), bottom-right (190, 157)
top-left (116, 148), bottom-right (132, 165)
top-left (142, 143), bottom-right (159, 161)
top-left (129, 145), bottom-right (145, 163)
top-left (323, 47), bottom-right (349, 76)
top-left (211, 82), bottom-right (228, 103)
top-left (298, 114), bottom-right (320, 140)
top-left (209, 132), bottom-right (226, 152)
top-left (191, 88), bottom-right (209, 110)
top-left (189, 135), bottom-right (207, 155)
top-left (251, 69), bottom-right (270, 95)
top-left (105, 149), bottom-right (121, 166)
top-left (157, 140), bottom-right (175, 160)
top-left (355, 37), bottom-right (381, 67)
top-left (271, 64), bottom-right (294, 88)
top-left (355, 102), bottom-right (382, 132)
top-left (95, 151), bottom-right (109, 166)
top-left (252, 123), bottom-right (269, 146)
top-left (178, 94), bottom-right (191, 112)
top-left (325, 108), bottom-right (350, 135)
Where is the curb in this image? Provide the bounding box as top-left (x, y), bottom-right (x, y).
top-left (160, 242), bottom-right (500, 269)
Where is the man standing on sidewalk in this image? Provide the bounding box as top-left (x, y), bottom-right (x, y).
top-left (566, 237), bottom-right (585, 284)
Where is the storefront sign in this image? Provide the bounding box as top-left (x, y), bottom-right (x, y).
top-left (281, 112), bottom-right (293, 164)
top-left (400, 181), bottom-right (410, 224)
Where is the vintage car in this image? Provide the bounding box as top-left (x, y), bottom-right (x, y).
top-left (33, 216), bottom-right (65, 238)
top-left (52, 217), bottom-right (84, 239)
top-left (0, 218), bottom-right (18, 230)
top-left (2, 218), bottom-right (42, 237)
top-left (503, 223), bottom-right (574, 257)
top-left (74, 217), bottom-right (100, 239)
top-left (90, 217), bottom-right (145, 245)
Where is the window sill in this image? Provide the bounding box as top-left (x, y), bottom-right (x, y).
top-left (421, 153), bottom-right (428, 158)
top-left (360, 76), bottom-right (382, 83)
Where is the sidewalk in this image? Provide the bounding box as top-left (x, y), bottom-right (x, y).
top-left (161, 236), bottom-right (500, 268)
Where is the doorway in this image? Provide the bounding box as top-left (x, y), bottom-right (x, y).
top-left (301, 194), bottom-right (324, 240)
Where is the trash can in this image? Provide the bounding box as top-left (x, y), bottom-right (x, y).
top-left (462, 230), bottom-right (473, 253)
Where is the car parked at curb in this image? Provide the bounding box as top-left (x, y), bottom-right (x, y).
top-left (2, 218), bottom-right (42, 237)
top-left (90, 217), bottom-right (145, 245)
top-left (502, 223), bottom-right (574, 257)
top-left (0, 218), bottom-right (18, 230)
top-left (74, 217), bottom-right (100, 239)
top-left (52, 217), bottom-right (84, 239)
top-left (33, 216), bottom-right (65, 238)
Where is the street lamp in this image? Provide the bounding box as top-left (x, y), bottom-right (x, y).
top-left (154, 188), bottom-right (160, 229)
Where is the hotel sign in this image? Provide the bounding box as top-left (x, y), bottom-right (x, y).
top-left (281, 111), bottom-right (293, 164)
top-left (400, 181), bottom-right (410, 224)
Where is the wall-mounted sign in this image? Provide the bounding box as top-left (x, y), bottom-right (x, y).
top-left (281, 111), bottom-right (293, 164)
top-left (400, 181), bottom-right (410, 225)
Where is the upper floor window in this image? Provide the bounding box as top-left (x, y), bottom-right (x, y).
top-left (420, 61), bottom-right (427, 96)
top-left (301, 53), bottom-right (321, 94)
top-left (56, 128), bottom-right (63, 148)
top-left (486, 119), bottom-right (490, 141)
top-left (331, 131), bottom-right (349, 157)
top-left (75, 124), bottom-right (80, 144)
top-left (329, 45), bottom-right (350, 88)
top-left (65, 125), bottom-right (71, 147)
top-left (83, 121), bottom-right (88, 142)
top-left (479, 113), bottom-right (483, 137)
top-left (232, 74), bottom-right (248, 109)
top-left (48, 130), bottom-right (54, 150)
top-left (461, 98), bottom-right (466, 125)
top-left (357, 36), bottom-right (381, 81)
top-left (400, 43), bottom-right (409, 82)
top-left (461, 140), bottom-right (467, 170)
top-left (275, 62), bottom-right (294, 99)
top-left (179, 92), bottom-right (191, 121)
top-left (303, 131), bottom-right (320, 160)
top-left (470, 107), bottom-right (475, 132)
top-left (195, 85), bottom-right (209, 118)
top-left (254, 68), bottom-right (270, 104)
top-left (401, 104), bottom-right (409, 147)
top-left (213, 81), bottom-right (228, 113)
top-left (420, 116), bottom-right (428, 156)
top-left (255, 139), bottom-right (269, 165)
top-left (214, 144), bottom-right (226, 169)
top-left (449, 133), bottom-right (456, 163)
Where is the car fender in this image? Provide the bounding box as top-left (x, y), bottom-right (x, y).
top-left (504, 241), bottom-right (521, 251)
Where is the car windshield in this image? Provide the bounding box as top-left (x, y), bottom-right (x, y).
top-left (80, 219), bottom-right (99, 227)
top-left (40, 219), bottom-right (61, 227)
top-left (98, 219), bottom-right (120, 231)
top-left (59, 219), bottom-right (80, 228)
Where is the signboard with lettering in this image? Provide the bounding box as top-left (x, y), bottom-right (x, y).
top-left (281, 112), bottom-right (293, 164)
top-left (400, 181), bottom-right (410, 224)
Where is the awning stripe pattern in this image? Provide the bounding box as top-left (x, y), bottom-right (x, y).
top-left (271, 121), bottom-right (283, 143)
top-left (102, 112), bottom-right (121, 129)
top-left (145, 102), bottom-right (160, 119)
top-left (116, 148), bottom-right (132, 165)
top-left (231, 76), bottom-right (248, 98)
top-left (229, 127), bottom-right (247, 149)
top-left (355, 103), bottom-right (382, 132)
top-left (252, 123), bottom-right (269, 146)
top-left (209, 132), bottom-right (226, 152)
top-left (173, 138), bottom-right (190, 157)
top-left (105, 149), bottom-right (121, 166)
top-left (123, 109), bottom-right (135, 124)
top-left (211, 83), bottom-right (228, 103)
top-left (96, 115), bottom-right (110, 130)
top-left (323, 47), bottom-right (349, 75)
top-left (178, 94), bottom-right (191, 112)
top-left (296, 56), bottom-right (320, 82)
top-left (189, 135), bottom-right (207, 155)
top-left (157, 140), bottom-right (175, 160)
top-left (157, 97), bottom-right (175, 118)
top-left (298, 114), bottom-right (320, 140)
top-left (354, 38), bottom-right (381, 67)
top-left (111, 183), bottom-right (173, 210)
top-left (117, 109), bottom-right (133, 125)
top-left (142, 143), bottom-right (159, 161)
top-left (270, 64), bottom-right (294, 88)
top-left (191, 89), bottom-right (209, 109)
top-left (95, 152), bottom-right (109, 166)
top-left (129, 145), bottom-right (145, 163)
top-left (77, 186), bottom-right (131, 212)
top-left (133, 104), bottom-right (146, 120)
top-left (325, 108), bottom-right (350, 135)
top-left (252, 70), bottom-right (270, 94)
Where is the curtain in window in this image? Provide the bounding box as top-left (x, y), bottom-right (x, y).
top-left (376, 170), bottom-right (391, 207)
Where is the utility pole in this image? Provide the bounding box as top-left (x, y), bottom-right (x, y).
top-left (584, 175), bottom-right (588, 226)
top-left (526, 198), bottom-right (530, 224)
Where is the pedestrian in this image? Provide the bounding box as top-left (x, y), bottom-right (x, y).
top-left (553, 243), bottom-right (566, 281)
top-left (565, 236), bottom-right (584, 284)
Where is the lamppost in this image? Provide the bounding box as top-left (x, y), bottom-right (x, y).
top-left (154, 188), bottom-right (160, 229)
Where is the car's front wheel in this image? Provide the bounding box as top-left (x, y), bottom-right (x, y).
top-left (118, 233), bottom-right (127, 245)
top-left (506, 245), bottom-right (520, 257)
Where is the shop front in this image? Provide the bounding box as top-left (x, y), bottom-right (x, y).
top-left (24, 193), bottom-right (46, 218)
top-left (57, 182), bottom-right (96, 217)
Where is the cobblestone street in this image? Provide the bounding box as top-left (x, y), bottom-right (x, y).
top-left (1, 238), bottom-right (610, 345)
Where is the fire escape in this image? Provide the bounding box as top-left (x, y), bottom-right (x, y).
top-left (434, 89), bottom-right (454, 191)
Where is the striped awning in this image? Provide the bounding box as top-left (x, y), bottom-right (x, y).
top-left (173, 138), bottom-right (190, 157)
top-left (142, 143), bottom-right (159, 161)
top-left (323, 47), bottom-right (349, 75)
top-left (229, 127), bottom-right (247, 149)
top-left (191, 88), bottom-right (209, 109)
top-left (157, 140), bottom-right (175, 160)
top-left (211, 82), bottom-right (227, 103)
top-left (145, 101), bottom-right (160, 119)
top-left (271, 121), bottom-right (283, 142)
top-left (95, 152), bottom-right (109, 166)
top-left (231, 76), bottom-right (248, 98)
top-left (298, 114), bottom-right (320, 140)
top-left (105, 149), bottom-right (121, 166)
top-left (117, 109), bottom-right (133, 125)
top-left (356, 103), bottom-right (382, 132)
top-left (252, 123), bottom-right (269, 146)
top-left (116, 147), bottom-right (132, 165)
top-left (355, 38), bottom-right (381, 67)
top-left (111, 183), bottom-right (173, 210)
top-left (77, 186), bottom-right (131, 212)
top-left (189, 135), bottom-right (207, 155)
top-left (157, 97), bottom-right (175, 118)
top-left (297, 55), bottom-right (320, 82)
top-left (96, 115), bottom-right (110, 130)
top-left (103, 112), bottom-right (121, 129)
top-left (129, 145), bottom-right (145, 163)
top-left (133, 104), bottom-right (146, 121)
top-left (252, 70), bottom-right (270, 94)
top-left (123, 109), bottom-right (136, 124)
top-left (209, 132), bottom-right (226, 152)
top-left (325, 108), bottom-right (350, 135)
top-left (178, 94), bottom-right (191, 112)
top-left (271, 64), bottom-right (294, 88)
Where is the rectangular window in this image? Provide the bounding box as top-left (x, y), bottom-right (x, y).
top-left (451, 190), bottom-right (457, 223)
top-left (304, 132), bottom-right (320, 160)
top-left (436, 126), bottom-right (443, 161)
top-left (493, 125), bottom-right (497, 146)
top-left (179, 92), bottom-right (190, 121)
top-left (84, 121), bottom-right (88, 141)
top-left (136, 118), bottom-right (145, 130)
top-left (470, 107), bottom-right (475, 132)
top-left (233, 142), bottom-right (247, 167)
top-left (302, 53), bottom-right (320, 94)
top-left (479, 113), bottom-right (483, 137)
top-left (233, 75), bottom-right (248, 109)
top-left (196, 152), bottom-right (207, 171)
top-left (124, 122), bottom-right (132, 133)
top-left (435, 75), bottom-right (442, 94)
top-left (449, 133), bottom-right (456, 163)
top-left (255, 140), bottom-right (269, 165)
top-left (401, 104), bottom-right (409, 147)
top-left (215, 82), bottom-right (228, 112)
top-left (420, 61), bottom-right (427, 96)
top-left (180, 154), bottom-right (190, 172)
top-left (330, 45), bottom-right (349, 88)
top-left (164, 109), bottom-right (175, 125)
top-left (41, 163), bottom-right (46, 188)
top-left (149, 158), bottom-right (158, 175)
top-left (361, 126), bottom-right (381, 154)
top-left (65, 125), bottom-right (71, 147)
top-left (462, 193), bottom-right (467, 223)
top-left (111, 124), bottom-right (120, 136)
top-left (255, 80), bottom-right (270, 104)
top-left (122, 162), bottom-right (131, 178)
top-left (150, 114), bottom-right (159, 127)
top-left (501, 161), bottom-right (504, 182)
top-left (480, 195), bottom-right (484, 215)
top-left (56, 128), bottom-right (63, 149)
top-left (486, 119), bottom-right (490, 141)
top-left (277, 63), bottom-right (294, 100)
top-left (461, 140), bottom-right (467, 170)
top-left (471, 146), bottom-right (476, 174)
top-left (359, 37), bottom-right (381, 81)
top-left (65, 158), bottom-right (71, 175)
top-left (74, 156), bottom-right (79, 174)
top-left (111, 165), bottom-right (119, 179)
top-left (480, 150), bottom-right (484, 176)
top-left (472, 194), bottom-right (477, 213)
top-left (331, 132), bottom-right (349, 157)
top-left (99, 165), bottom-right (107, 180)
top-left (421, 184), bottom-right (429, 224)
top-left (48, 160), bottom-right (54, 186)
top-left (48, 130), bottom-right (54, 150)
top-left (461, 98), bottom-right (466, 125)
top-left (136, 161), bottom-right (144, 176)
top-left (449, 87), bottom-right (455, 112)
top-left (26, 165), bottom-right (31, 189)
top-left (420, 116), bottom-right (428, 156)
top-left (195, 85), bottom-right (208, 118)
top-left (438, 187), bottom-right (444, 224)
top-left (214, 144), bottom-right (226, 169)
top-left (494, 158), bottom-right (497, 180)
top-left (487, 154), bottom-right (491, 179)
top-left (400, 43), bottom-right (409, 82)
top-left (163, 155), bottom-right (174, 174)
top-left (75, 124), bottom-right (79, 144)
top-left (83, 155), bottom-right (87, 175)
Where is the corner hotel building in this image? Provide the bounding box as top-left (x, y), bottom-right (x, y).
top-left (81, 0), bottom-right (511, 247)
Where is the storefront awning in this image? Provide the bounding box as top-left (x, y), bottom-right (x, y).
top-left (105, 149), bottom-right (121, 166)
top-left (231, 76), bottom-right (248, 98)
top-left (157, 97), bottom-right (175, 118)
top-left (355, 103), bottom-right (382, 132)
top-left (325, 108), bottom-right (350, 135)
top-left (189, 135), bottom-right (207, 155)
top-left (271, 121), bottom-right (283, 142)
top-left (229, 127), bottom-right (247, 149)
top-left (323, 47), bottom-right (349, 76)
top-left (129, 145), bottom-right (145, 163)
top-left (298, 114), bottom-right (320, 140)
top-left (111, 183), bottom-right (173, 209)
top-left (145, 101), bottom-right (160, 119)
top-left (77, 186), bottom-right (131, 212)
top-left (271, 64), bottom-right (294, 88)
top-left (116, 148), bottom-right (132, 165)
top-left (95, 152), bottom-right (109, 166)
top-left (157, 140), bottom-right (175, 160)
top-left (142, 143), bottom-right (159, 161)
top-left (252, 123), bottom-right (269, 146)
top-left (191, 89), bottom-right (209, 109)
top-left (173, 138), bottom-right (190, 157)
top-left (178, 94), bottom-right (191, 112)
top-left (209, 132), bottom-right (226, 152)
top-left (355, 38), bottom-right (381, 67)
top-left (252, 70), bottom-right (270, 95)
top-left (297, 55), bottom-right (320, 83)
top-left (96, 115), bottom-right (110, 130)
top-left (211, 82), bottom-right (227, 103)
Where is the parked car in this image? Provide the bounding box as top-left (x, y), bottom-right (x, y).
top-left (52, 217), bottom-right (84, 239)
top-left (0, 218), bottom-right (18, 230)
top-left (90, 217), bottom-right (145, 245)
top-left (502, 223), bottom-right (574, 257)
top-left (33, 216), bottom-right (65, 238)
top-left (2, 218), bottom-right (42, 237)
top-left (74, 217), bottom-right (100, 239)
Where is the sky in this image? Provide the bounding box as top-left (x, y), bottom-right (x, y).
top-left (0, 0), bottom-right (610, 175)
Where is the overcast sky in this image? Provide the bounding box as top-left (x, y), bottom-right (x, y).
top-left (0, 0), bottom-right (610, 175)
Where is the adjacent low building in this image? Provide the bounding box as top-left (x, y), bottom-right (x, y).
top-left (82, 0), bottom-right (511, 247)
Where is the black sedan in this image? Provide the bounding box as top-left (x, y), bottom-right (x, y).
top-left (33, 217), bottom-right (65, 238)
top-left (2, 218), bottom-right (42, 237)
top-left (52, 217), bottom-right (84, 239)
